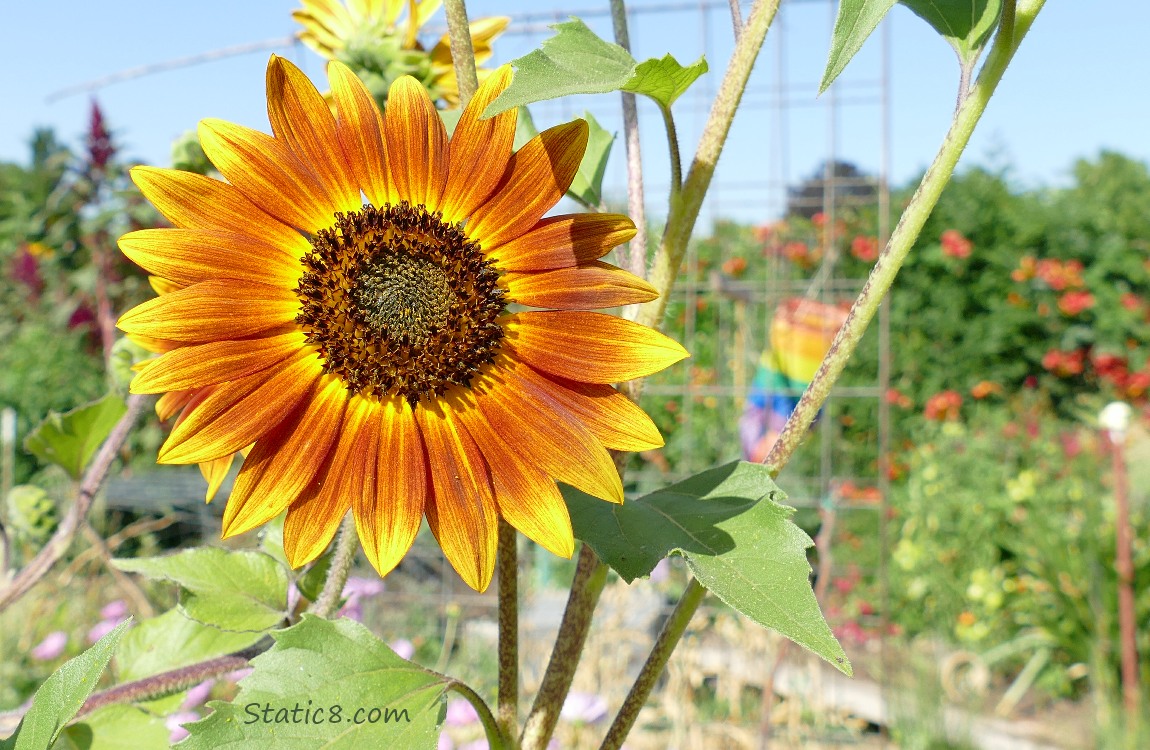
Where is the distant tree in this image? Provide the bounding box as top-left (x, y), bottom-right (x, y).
top-left (785, 160), bottom-right (879, 219)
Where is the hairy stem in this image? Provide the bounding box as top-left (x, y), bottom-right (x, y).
top-left (497, 520), bottom-right (520, 741)
top-left (660, 104), bottom-right (683, 200)
top-left (448, 680), bottom-right (508, 750)
top-left (764, 0), bottom-right (1042, 472)
top-left (600, 578), bottom-right (707, 750)
top-left (307, 514), bottom-right (357, 619)
top-left (443, 0), bottom-right (479, 108)
top-left (520, 544), bottom-right (610, 749)
top-left (609, 0), bottom-right (649, 281)
top-left (637, 0), bottom-right (781, 330)
top-left (0, 393), bottom-right (150, 613)
top-left (728, 0), bottom-right (745, 40)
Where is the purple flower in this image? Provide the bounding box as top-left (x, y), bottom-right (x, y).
top-left (390, 638), bottom-right (415, 660)
top-left (182, 679), bottom-right (214, 709)
top-left (343, 576), bottom-right (385, 599)
top-left (437, 732), bottom-right (455, 750)
top-left (561, 692), bottom-right (608, 724)
top-left (458, 741), bottom-right (489, 750)
top-left (30, 632), bottom-right (68, 661)
top-left (99, 600), bottom-right (129, 621)
top-left (445, 698), bottom-right (479, 727)
top-left (649, 558), bottom-right (670, 584)
top-left (224, 667), bottom-right (253, 684)
top-left (166, 710), bottom-right (199, 743)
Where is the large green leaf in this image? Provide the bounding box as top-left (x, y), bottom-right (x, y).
top-left (902, 0), bottom-right (1002, 63)
top-left (114, 548), bottom-right (289, 632)
top-left (54, 705), bottom-right (169, 750)
top-left (567, 112), bottom-right (615, 208)
top-left (819, 0), bottom-right (897, 93)
top-left (483, 19), bottom-right (707, 118)
top-left (23, 394), bottom-right (127, 480)
top-left (566, 461), bottom-right (850, 675)
top-left (115, 609), bottom-right (264, 682)
top-left (484, 18), bottom-right (637, 117)
top-left (182, 616), bottom-right (449, 749)
top-left (0, 620), bottom-right (131, 750)
top-left (622, 54), bottom-right (708, 109)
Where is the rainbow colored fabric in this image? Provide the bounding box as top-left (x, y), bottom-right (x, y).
top-left (740, 298), bottom-right (847, 462)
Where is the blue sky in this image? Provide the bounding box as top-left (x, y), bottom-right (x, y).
top-left (3, 1), bottom-right (1147, 224)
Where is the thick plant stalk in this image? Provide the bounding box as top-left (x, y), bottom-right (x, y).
top-left (764, 0), bottom-right (1042, 472)
top-left (307, 514), bottom-right (358, 618)
top-left (497, 520), bottom-right (519, 740)
top-left (444, 0), bottom-right (479, 107)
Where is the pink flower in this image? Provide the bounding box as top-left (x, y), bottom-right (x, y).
top-left (560, 692), bottom-right (609, 724)
top-left (30, 631), bottom-right (68, 661)
top-left (100, 600), bottom-right (129, 621)
top-left (940, 229), bottom-right (972, 259)
top-left (87, 619), bottom-right (119, 644)
top-left (390, 638), bottom-right (415, 660)
top-left (446, 698), bottom-right (479, 727)
top-left (182, 679), bottom-right (214, 710)
top-left (1057, 290), bottom-right (1095, 316)
top-left (166, 710), bottom-right (199, 744)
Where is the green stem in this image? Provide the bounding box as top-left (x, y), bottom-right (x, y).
top-left (660, 104), bottom-right (682, 200)
top-left (520, 544), bottom-right (610, 750)
top-left (637, 0), bottom-right (781, 331)
top-left (448, 680), bottom-right (508, 750)
top-left (599, 578), bottom-right (706, 750)
top-left (443, 0), bottom-right (479, 108)
top-left (497, 520), bottom-right (520, 742)
top-left (764, 0), bottom-right (1043, 474)
top-left (307, 514), bottom-right (357, 618)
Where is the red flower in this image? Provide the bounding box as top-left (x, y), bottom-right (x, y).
top-left (884, 388), bottom-right (912, 409)
top-left (851, 235), bottom-right (879, 262)
top-left (1120, 293), bottom-right (1143, 312)
top-left (87, 100), bottom-right (115, 172)
top-left (1057, 290), bottom-right (1095, 315)
top-left (811, 212), bottom-right (827, 227)
top-left (941, 229), bottom-right (972, 259)
top-left (924, 390), bottom-right (963, 421)
top-left (1042, 349), bottom-right (1085, 377)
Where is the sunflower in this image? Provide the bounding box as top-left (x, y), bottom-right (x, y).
top-left (293, 0), bottom-right (508, 107)
top-left (118, 57), bottom-right (687, 592)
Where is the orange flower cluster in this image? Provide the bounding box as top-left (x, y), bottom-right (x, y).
top-left (970, 380), bottom-right (1002, 399)
top-left (1042, 348), bottom-right (1085, 377)
top-left (850, 235), bottom-right (879, 262)
top-left (1057, 290), bottom-right (1095, 316)
top-left (1035, 258), bottom-right (1085, 290)
top-left (923, 390), bottom-right (962, 421)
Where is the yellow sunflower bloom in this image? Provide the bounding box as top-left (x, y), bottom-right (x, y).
top-left (293, 0), bottom-right (509, 107)
top-left (118, 56), bottom-right (687, 592)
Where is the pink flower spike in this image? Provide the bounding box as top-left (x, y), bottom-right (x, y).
top-left (561, 692), bottom-right (609, 723)
top-left (31, 631), bottom-right (68, 661)
top-left (87, 620), bottom-right (118, 645)
top-left (166, 710), bottom-right (199, 744)
top-left (446, 698), bottom-right (480, 726)
top-left (99, 600), bottom-right (129, 621)
top-left (182, 679), bottom-right (214, 709)
top-left (390, 638), bottom-right (415, 660)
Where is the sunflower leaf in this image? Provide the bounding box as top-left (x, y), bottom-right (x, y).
top-left (180, 616), bottom-right (449, 749)
top-left (23, 393), bottom-right (127, 480)
top-left (567, 112), bottom-right (615, 208)
top-left (902, 0), bottom-right (1002, 64)
top-left (566, 461), bottom-right (850, 675)
top-left (820, 0), bottom-right (897, 93)
top-left (483, 18), bottom-right (637, 118)
top-left (115, 608), bottom-right (264, 683)
top-left (113, 548), bottom-right (289, 632)
top-left (0, 620), bottom-right (130, 750)
top-left (55, 705), bottom-right (170, 750)
top-left (622, 54), bottom-right (708, 109)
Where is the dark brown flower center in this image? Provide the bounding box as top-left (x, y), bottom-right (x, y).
top-left (295, 202), bottom-right (505, 404)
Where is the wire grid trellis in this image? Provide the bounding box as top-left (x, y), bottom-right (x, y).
top-left (89, 2), bottom-right (894, 744)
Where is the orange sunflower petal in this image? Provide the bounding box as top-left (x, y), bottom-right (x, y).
top-left (328, 60), bottom-right (392, 207)
top-left (456, 407), bottom-right (573, 559)
top-left (356, 397), bottom-right (426, 578)
top-left (158, 350), bottom-right (322, 464)
top-left (120, 229), bottom-right (301, 290)
top-left (130, 330), bottom-right (307, 394)
top-left (282, 399), bottom-right (376, 568)
top-left (156, 389), bottom-right (198, 422)
top-left (440, 65), bottom-right (516, 223)
top-left (199, 453), bottom-right (235, 503)
top-left (149, 276), bottom-right (183, 295)
top-left (266, 55), bottom-right (361, 213)
top-left (517, 366), bottom-right (664, 452)
top-left (385, 76), bottom-right (449, 211)
top-left (488, 213), bottom-right (635, 271)
top-left (467, 120), bottom-right (588, 250)
top-left (502, 262), bottom-right (658, 309)
top-left (198, 118), bottom-right (336, 232)
top-left (222, 377), bottom-right (348, 539)
top-left (116, 280), bottom-right (298, 344)
top-left (129, 167), bottom-right (309, 255)
top-left (415, 396), bottom-right (499, 592)
top-left (503, 311), bottom-right (688, 384)
top-left (471, 357), bottom-right (623, 505)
